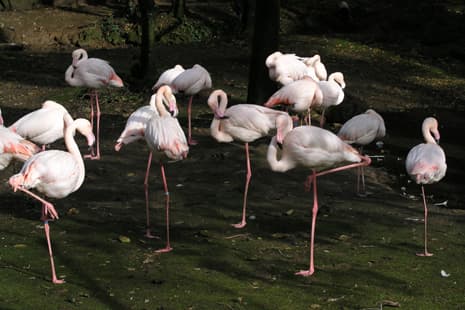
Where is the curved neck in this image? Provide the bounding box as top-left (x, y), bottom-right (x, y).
top-left (63, 113), bottom-right (85, 189)
top-left (267, 136), bottom-right (295, 172)
top-left (423, 123), bottom-right (438, 144)
top-left (65, 65), bottom-right (82, 87)
top-left (209, 90), bottom-right (232, 142)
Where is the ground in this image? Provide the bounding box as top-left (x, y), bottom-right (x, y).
top-left (1, 2), bottom-right (465, 309)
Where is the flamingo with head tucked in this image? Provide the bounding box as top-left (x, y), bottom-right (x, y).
top-left (266, 51), bottom-right (318, 85)
top-left (170, 64), bottom-right (212, 145)
top-left (144, 86), bottom-right (188, 253)
top-left (115, 85), bottom-right (179, 239)
top-left (9, 112), bottom-right (95, 284)
top-left (208, 89), bottom-right (293, 228)
top-left (9, 100), bottom-right (94, 150)
top-left (267, 125), bottom-right (371, 276)
top-left (152, 65), bottom-right (185, 91)
top-left (337, 109), bottom-right (386, 195)
top-left (405, 117), bottom-right (446, 257)
top-left (65, 48), bottom-right (124, 160)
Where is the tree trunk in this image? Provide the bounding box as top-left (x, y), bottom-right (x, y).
top-left (172, 0), bottom-right (186, 19)
top-left (139, 0), bottom-right (156, 77)
top-left (247, 0), bottom-right (280, 105)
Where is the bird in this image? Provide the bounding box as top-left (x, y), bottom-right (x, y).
top-left (1, 124), bottom-right (40, 170)
top-left (8, 112), bottom-right (95, 284)
top-left (405, 117), bottom-right (446, 257)
top-left (152, 65), bottom-right (185, 91)
top-left (264, 77), bottom-right (323, 125)
top-left (9, 100), bottom-right (94, 150)
top-left (0, 107), bottom-right (4, 125)
top-left (301, 54), bottom-right (328, 81)
top-left (144, 86), bottom-right (189, 252)
top-left (115, 85), bottom-right (179, 239)
top-left (317, 72), bottom-right (345, 127)
top-left (65, 48), bottom-right (124, 160)
top-left (170, 64), bottom-right (212, 145)
top-left (337, 109), bottom-right (386, 195)
top-left (267, 125), bottom-right (371, 276)
top-left (266, 51), bottom-right (318, 85)
top-left (207, 89), bottom-right (293, 228)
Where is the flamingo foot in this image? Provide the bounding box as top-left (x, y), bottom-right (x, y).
top-left (416, 252), bottom-right (434, 257)
top-left (155, 246), bottom-right (173, 253)
top-left (42, 203), bottom-right (59, 221)
top-left (295, 269), bottom-right (314, 277)
top-left (231, 221), bottom-right (247, 229)
top-left (188, 138), bottom-right (198, 146)
top-left (52, 278), bottom-right (65, 284)
top-left (84, 153), bottom-right (101, 160)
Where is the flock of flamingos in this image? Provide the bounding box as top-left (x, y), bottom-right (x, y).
top-left (0, 48), bottom-right (447, 284)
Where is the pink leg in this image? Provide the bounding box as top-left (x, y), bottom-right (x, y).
top-left (296, 170), bottom-right (318, 276)
top-left (319, 108), bottom-right (326, 128)
top-left (155, 162), bottom-right (173, 253)
top-left (144, 152), bottom-right (158, 239)
top-left (356, 147), bottom-right (367, 196)
top-left (232, 143), bottom-right (252, 228)
top-left (85, 90), bottom-right (101, 160)
top-left (43, 216), bottom-right (65, 284)
top-left (187, 96), bottom-right (198, 146)
top-left (417, 185), bottom-right (433, 257)
top-left (15, 187), bottom-right (59, 220)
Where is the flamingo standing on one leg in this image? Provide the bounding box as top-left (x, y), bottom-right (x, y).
top-left (8, 113), bottom-right (95, 284)
top-left (317, 72), bottom-right (346, 127)
top-left (405, 117), bottom-right (447, 257)
top-left (264, 77), bottom-right (323, 125)
top-left (337, 109), bottom-right (386, 195)
top-left (115, 85), bottom-right (178, 239)
top-left (152, 65), bottom-right (185, 91)
top-left (170, 64), bottom-right (212, 145)
top-left (65, 48), bottom-right (124, 159)
top-left (267, 125), bottom-right (371, 276)
top-left (9, 100), bottom-right (94, 150)
top-left (144, 87), bottom-right (189, 253)
top-left (207, 89), bottom-right (293, 228)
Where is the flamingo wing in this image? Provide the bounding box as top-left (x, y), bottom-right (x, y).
top-left (406, 143), bottom-right (447, 184)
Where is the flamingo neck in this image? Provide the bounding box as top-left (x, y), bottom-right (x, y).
top-left (209, 90), bottom-right (233, 142)
top-left (63, 113), bottom-right (85, 190)
top-left (423, 125), bottom-right (437, 144)
top-left (266, 136), bottom-right (296, 172)
top-left (65, 65), bottom-right (84, 87)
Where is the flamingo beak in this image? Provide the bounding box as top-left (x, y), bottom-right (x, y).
top-left (169, 100), bottom-right (178, 117)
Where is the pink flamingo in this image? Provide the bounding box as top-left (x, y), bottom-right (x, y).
top-left (65, 48), bottom-right (124, 160)
top-left (1, 125), bottom-right (40, 170)
top-left (318, 72), bottom-right (345, 127)
top-left (144, 86), bottom-right (189, 253)
top-left (301, 54), bottom-right (328, 81)
top-left (208, 89), bottom-right (293, 228)
top-left (9, 113), bottom-right (95, 284)
top-left (267, 125), bottom-right (371, 276)
top-left (9, 100), bottom-right (94, 150)
top-left (170, 64), bottom-right (212, 145)
top-left (115, 85), bottom-right (179, 239)
top-left (337, 109), bottom-right (385, 195)
top-left (0, 108), bottom-right (4, 125)
top-left (152, 65), bottom-right (185, 91)
top-left (405, 117), bottom-right (446, 257)
top-left (266, 51), bottom-right (318, 85)
top-left (264, 77), bottom-right (323, 124)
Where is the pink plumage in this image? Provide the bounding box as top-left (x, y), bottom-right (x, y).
top-left (152, 64), bottom-right (185, 91)
top-left (1, 125), bottom-right (40, 170)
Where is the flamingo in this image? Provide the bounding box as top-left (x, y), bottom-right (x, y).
top-left (1, 125), bottom-right (40, 170)
top-left (0, 108), bottom-right (4, 125)
top-left (152, 65), bottom-right (185, 91)
top-left (405, 117), bottom-right (447, 257)
top-left (267, 125), bottom-right (371, 276)
top-left (301, 54), bottom-right (328, 81)
top-left (264, 77), bottom-right (323, 125)
top-left (115, 85), bottom-right (179, 239)
top-left (9, 100), bottom-right (94, 150)
top-left (337, 109), bottom-right (386, 195)
top-left (208, 89), bottom-right (293, 228)
top-left (317, 72), bottom-right (346, 127)
top-left (65, 48), bottom-right (124, 160)
top-left (8, 112), bottom-right (95, 284)
top-left (169, 64), bottom-right (212, 145)
top-left (144, 86), bottom-right (189, 253)
top-left (266, 51), bottom-right (318, 85)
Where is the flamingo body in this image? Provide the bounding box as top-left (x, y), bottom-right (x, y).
top-left (170, 64), bottom-right (211, 95)
top-left (1, 126), bottom-right (40, 170)
top-left (338, 109), bottom-right (386, 145)
top-left (266, 52), bottom-right (318, 85)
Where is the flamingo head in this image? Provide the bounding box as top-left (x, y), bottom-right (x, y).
top-left (75, 118), bottom-right (96, 147)
top-left (71, 48), bottom-right (88, 67)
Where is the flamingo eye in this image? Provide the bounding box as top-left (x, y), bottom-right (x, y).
top-left (79, 54), bottom-right (83, 60)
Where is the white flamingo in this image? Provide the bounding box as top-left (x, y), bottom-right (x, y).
top-left (9, 112), bottom-right (95, 284)
top-left (152, 65), bottom-right (185, 91)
